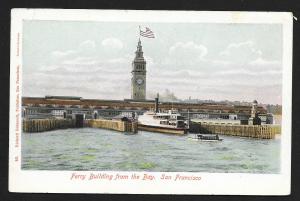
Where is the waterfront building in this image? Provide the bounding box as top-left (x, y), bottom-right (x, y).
top-left (248, 100), bottom-right (262, 125)
top-left (21, 96), bottom-right (272, 124)
top-left (258, 113), bottom-right (274, 125)
top-left (51, 110), bottom-right (65, 118)
top-left (191, 118), bottom-right (242, 125)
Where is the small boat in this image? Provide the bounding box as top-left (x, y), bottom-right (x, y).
top-left (188, 134), bottom-right (223, 142)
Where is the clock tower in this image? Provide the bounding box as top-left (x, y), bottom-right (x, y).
top-left (131, 39), bottom-right (146, 100)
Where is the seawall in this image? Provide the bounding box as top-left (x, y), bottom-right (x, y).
top-left (86, 119), bottom-right (138, 133)
top-left (22, 119), bottom-right (76, 133)
top-left (22, 118), bottom-right (138, 133)
top-left (189, 122), bottom-right (281, 139)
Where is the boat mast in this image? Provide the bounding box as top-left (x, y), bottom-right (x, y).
top-left (187, 109), bottom-right (190, 129)
top-left (155, 93), bottom-right (159, 113)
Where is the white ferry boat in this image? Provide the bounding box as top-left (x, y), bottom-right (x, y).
top-left (138, 110), bottom-right (188, 135)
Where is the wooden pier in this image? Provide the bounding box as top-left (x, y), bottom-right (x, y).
top-left (86, 119), bottom-right (138, 133)
top-left (22, 118), bottom-right (138, 133)
top-left (22, 118), bottom-right (280, 138)
top-left (190, 122), bottom-right (281, 139)
top-left (22, 119), bottom-right (76, 133)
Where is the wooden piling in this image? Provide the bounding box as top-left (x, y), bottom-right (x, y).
top-left (190, 122), bottom-right (281, 139)
top-left (22, 118), bottom-right (138, 134)
top-left (87, 119), bottom-right (138, 133)
top-left (22, 119), bottom-right (76, 133)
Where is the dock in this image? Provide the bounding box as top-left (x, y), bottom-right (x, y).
top-left (22, 119), bottom-right (76, 133)
top-left (87, 119), bottom-right (138, 133)
top-left (22, 118), bottom-right (138, 133)
top-left (189, 122), bottom-right (281, 139)
top-left (22, 118), bottom-right (280, 139)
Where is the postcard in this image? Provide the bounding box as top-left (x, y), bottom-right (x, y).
top-left (9, 9), bottom-right (293, 195)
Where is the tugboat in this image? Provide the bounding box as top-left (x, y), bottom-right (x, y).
top-left (138, 96), bottom-right (188, 135)
top-left (188, 134), bottom-right (223, 142)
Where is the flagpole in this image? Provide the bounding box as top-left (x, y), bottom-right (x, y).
top-left (138, 25), bottom-right (141, 41)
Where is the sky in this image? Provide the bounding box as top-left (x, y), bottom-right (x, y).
top-left (22, 21), bottom-right (283, 105)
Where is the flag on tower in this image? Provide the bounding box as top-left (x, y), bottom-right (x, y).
top-left (139, 26), bottom-right (155, 38)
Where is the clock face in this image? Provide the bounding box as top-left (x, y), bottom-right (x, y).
top-left (136, 78), bottom-right (144, 85)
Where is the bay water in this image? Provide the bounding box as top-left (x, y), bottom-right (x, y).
top-left (21, 128), bottom-right (281, 173)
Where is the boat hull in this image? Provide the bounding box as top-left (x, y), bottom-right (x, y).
top-left (187, 137), bottom-right (223, 142)
top-left (138, 124), bottom-right (187, 135)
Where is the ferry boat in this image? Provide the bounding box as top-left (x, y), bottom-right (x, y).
top-left (138, 110), bottom-right (188, 135)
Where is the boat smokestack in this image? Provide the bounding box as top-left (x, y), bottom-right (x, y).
top-left (155, 93), bottom-right (159, 113)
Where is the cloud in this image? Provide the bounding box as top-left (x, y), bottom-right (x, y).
top-left (43, 37), bottom-right (130, 74)
top-left (106, 54), bottom-right (132, 64)
top-left (50, 40), bottom-right (96, 60)
top-left (79, 40), bottom-right (96, 49)
top-left (211, 60), bottom-right (231, 66)
top-left (215, 69), bottom-right (282, 76)
top-left (144, 56), bottom-right (154, 66)
top-left (62, 57), bottom-right (97, 65)
top-left (219, 41), bottom-right (262, 63)
top-left (22, 66), bottom-right (131, 100)
top-left (149, 69), bottom-right (206, 80)
top-left (51, 50), bottom-right (76, 58)
top-left (101, 37), bottom-right (123, 50)
top-left (249, 57), bottom-right (281, 66)
top-left (158, 41), bottom-right (208, 69)
top-left (25, 34), bottom-right (283, 104)
top-left (197, 84), bottom-right (282, 103)
top-left (169, 41), bottom-right (207, 59)
top-left (39, 64), bottom-right (60, 71)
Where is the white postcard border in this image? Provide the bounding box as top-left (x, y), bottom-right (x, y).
top-left (9, 9), bottom-right (293, 195)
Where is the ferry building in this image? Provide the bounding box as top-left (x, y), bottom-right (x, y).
top-left (21, 40), bottom-right (274, 125)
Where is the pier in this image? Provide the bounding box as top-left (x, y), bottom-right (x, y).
top-left (189, 122), bottom-right (281, 139)
top-left (22, 119), bottom-right (76, 133)
top-left (87, 119), bottom-right (138, 133)
top-left (22, 118), bottom-right (280, 138)
top-left (22, 118), bottom-right (138, 133)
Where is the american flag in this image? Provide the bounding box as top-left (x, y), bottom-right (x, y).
top-left (139, 26), bottom-right (155, 38)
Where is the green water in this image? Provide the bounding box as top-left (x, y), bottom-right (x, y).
top-left (21, 128), bottom-right (281, 173)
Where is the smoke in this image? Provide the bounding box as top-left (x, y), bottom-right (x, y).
top-left (148, 89), bottom-right (179, 102)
